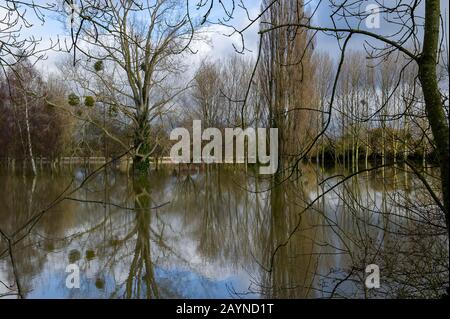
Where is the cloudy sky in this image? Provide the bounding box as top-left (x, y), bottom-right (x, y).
top-left (7, 0), bottom-right (449, 76)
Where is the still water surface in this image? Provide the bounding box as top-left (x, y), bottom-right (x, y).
top-left (0, 164), bottom-right (446, 298)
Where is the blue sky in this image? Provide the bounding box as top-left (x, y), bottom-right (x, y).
top-left (9, 0), bottom-right (449, 75)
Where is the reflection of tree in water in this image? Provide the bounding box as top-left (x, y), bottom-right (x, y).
top-left (171, 168), bottom-right (249, 266)
top-left (0, 169), bottom-right (170, 298)
top-left (170, 167), bottom-right (325, 298)
top-left (124, 176), bottom-right (158, 298)
top-left (1, 164), bottom-right (447, 298)
top-left (105, 171), bottom-right (188, 298)
top-left (297, 164), bottom-right (448, 298)
top-left (0, 171), bottom-right (80, 297)
top-left (256, 171), bottom-right (323, 298)
top-left (166, 167), bottom-right (329, 298)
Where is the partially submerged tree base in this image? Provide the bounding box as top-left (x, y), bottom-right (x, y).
top-left (133, 158), bottom-right (151, 175)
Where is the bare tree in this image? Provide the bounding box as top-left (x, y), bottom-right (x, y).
top-left (198, 0), bottom-right (448, 233)
top-left (256, 0), bottom-right (449, 233)
top-left (0, 1), bottom-right (60, 72)
top-left (258, 0), bottom-right (317, 173)
top-left (191, 60), bottom-right (224, 127)
top-left (61, 0), bottom-right (196, 173)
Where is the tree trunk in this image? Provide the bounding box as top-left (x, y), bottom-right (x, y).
top-left (418, 0), bottom-right (449, 234)
top-left (133, 114), bottom-right (151, 174)
top-left (24, 97), bottom-right (37, 175)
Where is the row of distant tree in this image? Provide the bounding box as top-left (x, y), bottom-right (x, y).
top-left (0, 0), bottom-right (447, 173)
top-left (0, 48), bottom-right (443, 168)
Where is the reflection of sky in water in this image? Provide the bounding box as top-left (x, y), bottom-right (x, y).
top-left (1, 165), bottom-right (437, 299)
top-left (18, 229), bottom-right (260, 299)
top-left (27, 264), bottom-right (256, 299)
top-left (15, 178), bottom-right (262, 299)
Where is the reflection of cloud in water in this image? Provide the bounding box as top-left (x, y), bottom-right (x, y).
top-left (26, 252), bottom-right (256, 299)
top-left (0, 165), bottom-right (446, 298)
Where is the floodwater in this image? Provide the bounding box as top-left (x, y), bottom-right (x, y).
top-left (0, 163), bottom-right (447, 298)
